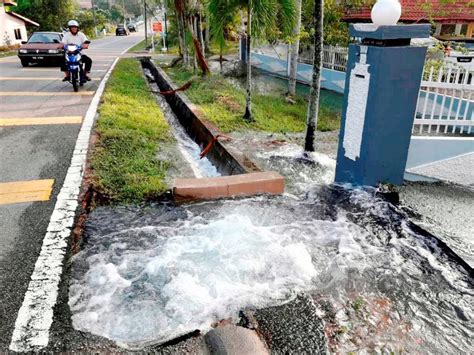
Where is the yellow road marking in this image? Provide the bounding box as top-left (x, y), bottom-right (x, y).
top-left (0, 116), bottom-right (82, 126)
top-left (0, 77), bottom-right (100, 81)
top-left (0, 179), bottom-right (54, 205)
top-left (0, 91), bottom-right (95, 96)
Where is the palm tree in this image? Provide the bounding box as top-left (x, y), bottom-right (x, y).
top-left (287, 0), bottom-right (302, 98)
top-left (304, 0), bottom-right (323, 152)
top-left (208, 0), bottom-right (296, 121)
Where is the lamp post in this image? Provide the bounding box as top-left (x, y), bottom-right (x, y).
top-left (334, 1), bottom-right (430, 186)
top-left (371, 0), bottom-right (401, 26)
top-left (144, 0), bottom-right (148, 45)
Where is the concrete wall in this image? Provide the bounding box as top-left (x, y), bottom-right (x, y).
top-left (406, 136), bottom-right (474, 169)
top-left (251, 52), bottom-right (346, 94)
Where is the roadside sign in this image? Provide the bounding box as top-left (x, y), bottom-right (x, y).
top-left (153, 22), bottom-right (163, 32)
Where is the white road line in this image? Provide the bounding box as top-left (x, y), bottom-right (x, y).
top-left (9, 40), bottom-right (140, 352)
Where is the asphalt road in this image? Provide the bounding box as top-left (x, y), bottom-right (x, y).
top-left (0, 32), bottom-right (143, 351)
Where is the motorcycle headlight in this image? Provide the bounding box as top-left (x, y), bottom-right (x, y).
top-left (48, 49), bottom-right (59, 54)
top-left (19, 49), bottom-right (28, 54)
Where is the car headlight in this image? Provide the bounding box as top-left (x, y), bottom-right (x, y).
top-left (19, 49), bottom-right (28, 54)
top-left (48, 49), bottom-right (59, 54)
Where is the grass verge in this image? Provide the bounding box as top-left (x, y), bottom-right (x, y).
top-left (0, 50), bottom-right (16, 58)
top-left (164, 65), bottom-right (341, 133)
top-left (128, 35), bottom-right (179, 54)
top-left (90, 58), bottom-right (171, 204)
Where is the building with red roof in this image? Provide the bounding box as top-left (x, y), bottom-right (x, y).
top-left (344, 0), bottom-right (474, 40)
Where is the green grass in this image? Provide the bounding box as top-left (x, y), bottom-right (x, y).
top-left (128, 35), bottom-right (180, 54)
top-left (91, 58), bottom-right (171, 203)
top-left (0, 50), bottom-right (16, 58)
top-left (164, 66), bottom-right (341, 133)
top-left (208, 41), bottom-right (239, 56)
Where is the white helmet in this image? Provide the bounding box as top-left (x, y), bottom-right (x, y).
top-left (68, 20), bottom-right (79, 27)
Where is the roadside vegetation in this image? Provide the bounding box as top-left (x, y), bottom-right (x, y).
top-left (0, 44), bottom-right (19, 58)
top-left (164, 65), bottom-right (341, 133)
top-left (91, 59), bottom-right (172, 204)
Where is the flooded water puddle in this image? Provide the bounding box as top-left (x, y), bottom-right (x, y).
top-left (69, 144), bottom-right (473, 352)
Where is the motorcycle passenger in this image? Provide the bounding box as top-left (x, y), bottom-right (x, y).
top-left (61, 20), bottom-right (92, 82)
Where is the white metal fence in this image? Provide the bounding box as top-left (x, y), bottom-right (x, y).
top-left (299, 44), bottom-right (349, 72)
top-left (413, 65), bottom-right (473, 135)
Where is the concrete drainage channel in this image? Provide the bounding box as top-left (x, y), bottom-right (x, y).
top-left (140, 58), bottom-right (285, 202)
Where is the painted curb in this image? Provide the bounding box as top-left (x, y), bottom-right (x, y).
top-left (9, 41), bottom-right (137, 352)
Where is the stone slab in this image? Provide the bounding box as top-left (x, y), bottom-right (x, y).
top-left (205, 325), bottom-right (268, 355)
top-left (174, 172), bottom-right (285, 201)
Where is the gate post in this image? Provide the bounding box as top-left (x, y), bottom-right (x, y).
top-left (335, 24), bottom-right (430, 186)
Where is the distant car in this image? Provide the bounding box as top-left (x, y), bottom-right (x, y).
top-left (116, 25), bottom-right (128, 36)
top-left (17, 32), bottom-right (64, 67)
top-left (127, 23), bottom-right (137, 32)
top-left (445, 39), bottom-right (474, 71)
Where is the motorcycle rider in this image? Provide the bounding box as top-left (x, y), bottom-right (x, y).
top-left (61, 20), bottom-right (92, 82)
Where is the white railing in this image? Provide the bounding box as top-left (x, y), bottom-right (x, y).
top-left (413, 65), bottom-right (474, 135)
top-left (299, 44), bottom-right (348, 72)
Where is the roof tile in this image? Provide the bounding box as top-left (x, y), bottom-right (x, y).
top-left (344, 0), bottom-right (474, 23)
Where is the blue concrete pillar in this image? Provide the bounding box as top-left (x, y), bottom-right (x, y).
top-left (335, 24), bottom-right (430, 186)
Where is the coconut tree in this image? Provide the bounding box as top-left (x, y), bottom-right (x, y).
top-left (208, 0), bottom-right (296, 121)
top-left (304, 0), bottom-right (323, 152)
top-left (287, 0), bottom-right (302, 97)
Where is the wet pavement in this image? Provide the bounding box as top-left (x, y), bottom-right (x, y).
top-left (399, 181), bottom-right (474, 268)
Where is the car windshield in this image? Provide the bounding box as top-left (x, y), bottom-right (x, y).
top-left (28, 33), bottom-right (60, 43)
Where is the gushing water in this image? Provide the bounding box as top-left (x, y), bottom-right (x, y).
top-left (70, 143), bottom-right (473, 352)
top-left (146, 70), bottom-right (219, 178)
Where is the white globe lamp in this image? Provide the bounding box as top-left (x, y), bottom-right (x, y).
top-left (371, 0), bottom-right (402, 26)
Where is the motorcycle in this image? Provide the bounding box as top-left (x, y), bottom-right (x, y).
top-left (64, 43), bottom-right (87, 92)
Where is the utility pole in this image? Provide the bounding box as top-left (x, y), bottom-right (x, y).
top-left (91, 0), bottom-right (97, 36)
top-left (144, 0), bottom-right (148, 45)
top-left (122, 0), bottom-right (125, 25)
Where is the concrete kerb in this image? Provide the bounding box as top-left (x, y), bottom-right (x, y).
top-left (8, 40), bottom-right (138, 352)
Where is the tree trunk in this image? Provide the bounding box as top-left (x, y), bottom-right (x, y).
top-left (199, 11), bottom-right (205, 55)
top-left (193, 16), bottom-right (198, 71)
top-left (187, 15), bottom-right (210, 75)
top-left (176, 13), bottom-right (186, 61)
top-left (243, 3), bottom-right (253, 121)
top-left (288, 0), bottom-right (302, 97)
top-left (174, 0), bottom-right (189, 66)
top-left (204, 10), bottom-right (210, 53)
top-left (304, 0), bottom-right (324, 152)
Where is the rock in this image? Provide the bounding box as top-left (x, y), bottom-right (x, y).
top-left (205, 325), bottom-right (269, 355)
top-left (285, 96), bottom-right (296, 105)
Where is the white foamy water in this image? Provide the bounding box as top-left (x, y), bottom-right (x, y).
top-left (148, 75), bottom-right (220, 178)
top-left (70, 206), bottom-right (333, 347)
top-left (70, 189), bottom-right (473, 352)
